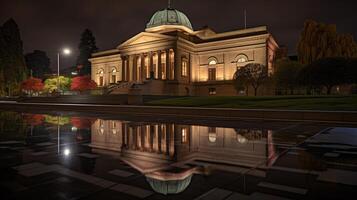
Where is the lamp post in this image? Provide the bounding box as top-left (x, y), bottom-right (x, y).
top-left (57, 48), bottom-right (71, 93)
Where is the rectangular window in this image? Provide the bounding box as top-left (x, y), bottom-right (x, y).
top-left (208, 68), bottom-right (216, 81)
top-left (111, 75), bottom-right (116, 83)
top-left (209, 88), bottom-right (216, 95)
top-left (181, 127), bottom-right (188, 143)
top-left (99, 76), bottom-right (104, 86)
top-left (181, 59), bottom-right (188, 77)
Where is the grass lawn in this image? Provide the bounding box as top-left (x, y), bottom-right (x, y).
top-left (146, 95), bottom-right (357, 111)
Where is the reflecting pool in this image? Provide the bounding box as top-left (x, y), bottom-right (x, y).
top-left (1, 111), bottom-right (357, 199)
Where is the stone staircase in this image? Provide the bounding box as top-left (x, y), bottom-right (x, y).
top-left (105, 82), bottom-right (137, 95)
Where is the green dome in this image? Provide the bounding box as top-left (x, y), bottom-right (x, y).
top-left (146, 175), bottom-right (192, 195)
top-left (146, 8), bottom-right (193, 30)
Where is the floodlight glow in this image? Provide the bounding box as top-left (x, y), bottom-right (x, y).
top-left (63, 148), bottom-right (71, 156)
top-left (63, 48), bottom-right (71, 55)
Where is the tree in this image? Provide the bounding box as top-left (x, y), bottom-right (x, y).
top-left (346, 58), bottom-right (357, 84)
top-left (298, 57), bottom-right (347, 94)
top-left (20, 77), bottom-right (44, 96)
top-left (76, 29), bottom-right (98, 75)
top-left (233, 63), bottom-right (268, 96)
top-left (44, 76), bottom-right (71, 93)
top-left (274, 58), bottom-right (303, 94)
top-left (297, 20), bottom-right (357, 65)
top-left (0, 18), bottom-right (27, 96)
top-left (70, 76), bottom-right (97, 93)
top-left (25, 50), bottom-right (51, 79)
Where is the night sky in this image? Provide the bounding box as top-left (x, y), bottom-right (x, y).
top-left (1, 0), bottom-right (357, 70)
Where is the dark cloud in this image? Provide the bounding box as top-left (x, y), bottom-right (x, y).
top-left (1, 0), bottom-right (357, 69)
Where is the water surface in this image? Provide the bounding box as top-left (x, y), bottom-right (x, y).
top-left (0, 111), bottom-right (357, 199)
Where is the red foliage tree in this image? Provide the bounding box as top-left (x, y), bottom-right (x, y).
top-left (21, 77), bottom-right (44, 95)
top-left (22, 113), bottom-right (45, 126)
top-left (70, 76), bottom-right (97, 93)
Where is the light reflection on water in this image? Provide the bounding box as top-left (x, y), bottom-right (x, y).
top-left (1, 111), bottom-right (357, 198)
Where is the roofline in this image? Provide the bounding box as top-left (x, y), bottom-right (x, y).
top-left (145, 25), bottom-right (194, 34)
top-left (197, 26), bottom-right (268, 40)
top-left (91, 49), bottom-right (120, 58)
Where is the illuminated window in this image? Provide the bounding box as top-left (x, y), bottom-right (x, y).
top-left (208, 133), bottom-right (217, 143)
top-left (238, 57), bottom-right (247, 63)
top-left (181, 58), bottom-right (188, 77)
top-left (111, 68), bottom-right (117, 83)
top-left (237, 134), bottom-right (248, 144)
top-left (111, 121), bottom-right (117, 134)
top-left (98, 69), bottom-right (104, 86)
top-left (236, 54), bottom-right (248, 66)
top-left (181, 127), bottom-right (188, 143)
top-left (208, 60), bottom-right (217, 65)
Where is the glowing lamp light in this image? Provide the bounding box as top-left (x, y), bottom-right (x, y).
top-left (71, 126), bottom-right (78, 132)
top-left (63, 148), bottom-right (71, 156)
top-left (63, 48), bottom-right (71, 55)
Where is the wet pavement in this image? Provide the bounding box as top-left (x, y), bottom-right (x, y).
top-left (0, 110), bottom-right (357, 199)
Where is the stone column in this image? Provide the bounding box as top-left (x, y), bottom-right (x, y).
top-left (127, 55), bottom-right (131, 81)
top-left (166, 124), bottom-right (170, 155)
top-left (121, 57), bottom-right (126, 81)
top-left (166, 49), bottom-right (170, 80)
top-left (158, 124), bottom-right (162, 153)
top-left (149, 52), bottom-right (154, 79)
top-left (174, 49), bottom-right (180, 81)
top-left (157, 50), bottom-right (162, 80)
top-left (133, 55), bottom-right (137, 82)
top-left (141, 54), bottom-right (145, 81)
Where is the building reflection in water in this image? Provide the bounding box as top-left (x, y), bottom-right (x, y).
top-left (90, 119), bottom-right (276, 195)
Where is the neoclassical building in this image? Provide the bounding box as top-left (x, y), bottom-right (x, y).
top-left (90, 6), bottom-right (279, 96)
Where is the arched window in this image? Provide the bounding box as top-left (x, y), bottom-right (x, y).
top-left (110, 68), bottom-right (118, 84)
top-left (207, 57), bottom-right (217, 81)
top-left (208, 57), bottom-right (218, 66)
top-left (208, 133), bottom-right (217, 143)
top-left (236, 134), bottom-right (248, 144)
top-left (236, 54), bottom-right (248, 67)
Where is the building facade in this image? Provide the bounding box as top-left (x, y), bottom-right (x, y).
top-left (90, 7), bottom-right (279, 96)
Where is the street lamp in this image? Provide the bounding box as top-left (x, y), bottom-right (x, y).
top-left (57, 48), bottom-right (71, 93)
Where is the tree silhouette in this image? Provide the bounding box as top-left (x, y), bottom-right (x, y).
top-left (298, 57), bottom-right (347, 94)
top-left (76, 29), bottom-right (98, 75)
top-left (274, 58), bottom-right (303, 95)
top-left (297, 20), bottom-right (357, 65)
top-left (25, 50), bottom-right (51, 79)
top-left (233, 63), bottom-right (268, 96)
top-left (0, 18), bottom-right (27, 96)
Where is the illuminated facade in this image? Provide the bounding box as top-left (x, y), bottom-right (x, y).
top-left (90, 7), bottom-right (279, 96)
